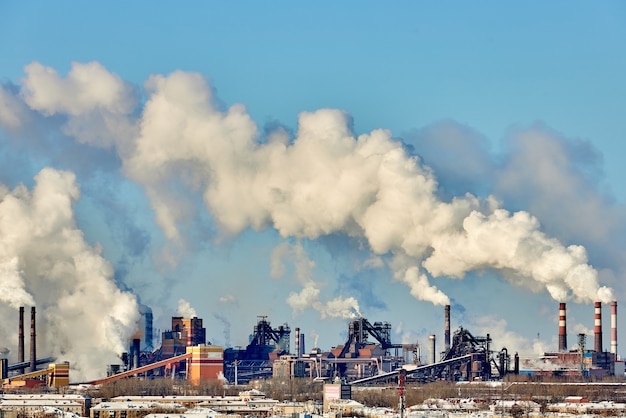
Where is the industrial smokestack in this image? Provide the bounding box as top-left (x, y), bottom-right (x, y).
top-left (1, 358), bottom-right (7, 379)
top-left (559, 302), bottom-right (567, 352)
top-left (299, 331), bottom-right (305, 357)
top-left (611, 301), bottom-right (618, 356)
top-left (594, 301), bottom-right (603, 353)
top-left (295, 327), bottom-right (300, 358)
top-left (18, 307), bottom-right (24, 373)
top-left (429, 334), bottom-right (436, 364)
top-left (30, 307), bottom-right (36, 372)
top-left (132, 338), bottom-right (140, 369)
top-left (444, 305), bottom-right (451, 352)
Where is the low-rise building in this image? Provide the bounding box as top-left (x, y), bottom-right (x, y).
top-left (144, 407), bottom-right (240, 418)
top-left (0, 398), bottom-right (83, 418)
top-left (91, 401), bottom-right (184, 418)
top-left (1, 394), bottom-right (91, 416)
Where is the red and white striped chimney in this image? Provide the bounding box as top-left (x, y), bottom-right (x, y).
top-left (594, 301), bottom-right (603, 353)
top-left (611, 301), bottom-right (617, 356)
top-left (559, 302), bottom-right (567, 352)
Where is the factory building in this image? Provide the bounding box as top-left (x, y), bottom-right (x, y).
top-left (530, 301), bottom-right (622, 378)
top-left (162, 316), bottom-right (207, 358)
top-left (224, 316), bottom-right (290, 383)
top-left (186, 345), bottom-right (224, 385)
top-left (4, 297), bottom-right (624, 387)
top-left (139, 304), bottom-right (155, 352)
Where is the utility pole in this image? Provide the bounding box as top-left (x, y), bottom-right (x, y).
top-left (398, 369), bottom-right (406, 418)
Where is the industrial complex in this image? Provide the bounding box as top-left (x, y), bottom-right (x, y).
top-left (0, 301), bottom-right (624, 390)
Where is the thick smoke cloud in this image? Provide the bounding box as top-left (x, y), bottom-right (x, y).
top-left (0, 168), bottom-right (139, 381)
top-left (3, 62), bottom-right (614, 311)
top-left (0, 62), bottom-right (619, 376)
top-left (117, 68), bottom-right (611, 305)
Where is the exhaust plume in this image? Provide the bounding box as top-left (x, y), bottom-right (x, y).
top-left (213, 313), bottom-right (231, 347)
top-left (177, 299), bottom-right (197, 318)
top-left (0, 168), bottom-right (139, 380)
top-left (0, 62), bottom-right (615, 320)
top-left (122, 68), bottom-right (611, 306)
top-left (272, 241), bottom-right (361, 318)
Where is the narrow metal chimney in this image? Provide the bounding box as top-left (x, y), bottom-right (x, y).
top-left (18, 307), bottom-right (24, 373)
top-left (30, 307), bottom-right (36, 372)
top-left (295, 327), bottom-right (300, 358)
top-left (444, 304), bottom-right (451, 352)
top-left (132, 338), bottom-right (140, 369)
top-left (594, 302), bottom-right (603, 353)
top-left (611, 301), bottom-right (618, 356)
top-left (429, 334), bottom-right (436, 364)
top-left (299, 331), bottom-right (305, 357)
top-left (559, 302), bottom-right (567, 352)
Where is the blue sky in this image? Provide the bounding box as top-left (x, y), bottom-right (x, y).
top-left (1, 2), bottom-right (626, 378)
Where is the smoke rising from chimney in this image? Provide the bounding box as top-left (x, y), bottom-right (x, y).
top-left (0, 61), bottom-right (619, 371)
top-left (177, 299), bottom-right (197, 318)
top-left (0, 168), bottom-right (139, 380)
top-left (213, 313), bottom-right (231, 347)
top-left (272, 241), bottom-right (362, 319)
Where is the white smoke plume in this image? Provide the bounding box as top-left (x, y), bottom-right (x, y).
top-left (273, 241), bottom-right (362, 319)
top-left (19, 61), bottom-right (138, 151)
top-left (177, 298), bottom-right (197, 318)
top-left (1, 62), bottom-right (616, 321)
top-left (113, 67), bottom-right (611, 305)
top-left (0, 168), bottom-right (139, 381)
top-left (213, 313), bottom-right (231, 347)
top-left (310, 330), bottom-right (320, 349)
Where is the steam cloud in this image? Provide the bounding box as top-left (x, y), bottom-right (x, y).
top-left (107, 65), bottom-right (609, 306)
top-left (271, 241), bottom-right (362, 319)
top-left (0, 62), bottom-right (617, 379)
top-left (177, 299), bottom-right (197, 318)
top-left (0, 168), bottom-right (139, 381)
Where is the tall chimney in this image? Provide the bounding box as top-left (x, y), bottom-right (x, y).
top-left (611, 301), bottom-right (618, 356)
top-left (132, 338), bottom-right (140, 369)
top-left (30, 307), bottom-right (36, 372)
top-left (559, 302), bottom-right (567, 352)
top-left (18, 307), bottom-right (24, 373)
top-left (429, 334), bottom-right (436, 364)
top-left (594, 302), bottom-right (603, 353)
top-left (444, 305), bottom-right (451, 352)
top-left (295, 327), bottom-right (300, 358)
